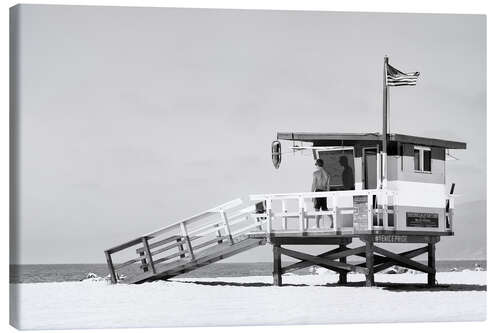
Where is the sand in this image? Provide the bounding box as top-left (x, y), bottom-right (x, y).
top-left (10, 271), bottom-right (486, 330)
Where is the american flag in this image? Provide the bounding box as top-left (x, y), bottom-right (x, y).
top-left (386, 63), bottom-right (420, 86)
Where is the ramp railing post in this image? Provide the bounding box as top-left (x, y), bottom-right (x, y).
top-left (382, 191), bottom-right (388, 229)
top-left (332, 194), bottom-right (337, 230)
top-left (104, 250), bottom-right (117, 284)
top-left (299, 196), bottom-right (305, 232)
top-left (180, 222), bottom-right (195, 260)
top-left (220, 210), bottom-right (234, 245)
top-left (138, 251), bottom-right (149, 272)
top-left (367, 193), bottom-right (373, 231)
top-left (281, 200), bottom-right (288, 230)
top-left (266, 198), bottom-right (273, 242)
top-left (215, 222), bottom-right (223, 243)
top-left (176, 237), bottom-right (186, 258)
top-left (141, 237), bottom-right (156, 274)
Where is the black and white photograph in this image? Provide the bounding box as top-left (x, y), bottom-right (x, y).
top-left (9, 3), bottom-right (487, 330)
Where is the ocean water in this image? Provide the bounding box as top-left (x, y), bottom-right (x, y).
top-left (10, 260), bottom-right (486, 284)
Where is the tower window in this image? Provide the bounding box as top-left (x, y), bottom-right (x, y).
top-left (414, 146), bottom-right (431, 172)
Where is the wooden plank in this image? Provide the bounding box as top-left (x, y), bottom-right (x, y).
top-left (141, 250), bottom-right (189, 269)
top-left (195, 224), bottom-right (228, 238)
top-left (144, 220), bottom-right (190, 239)
top-left (138, 235), bottom-right (214, 254)
top-left (246, 231), bottom-right (449, 240)
top-left (105, 237), bottom-right (143, 255)
top-left (373, 245), bottom-right (434, 274)
top-left (279, 247), bottom-right (367, 274)
top-left (206, 198), bottom-right (243, 212)
top-left (104, 251), bottom-right (117, 284)
top-left (227, 216), bottom-right (250, 228)
top-left (273, 244), bottom-right (282, 286)
top-left (428, 242), bottom-right (436, 286)
top-left (136, 235), bottom-right (183, 253)
top-left (231, 222), bottom-right (265, 236)
top-left (147, 240), bottom-right (186, 257)
top-left (272, 236), bottom-right (352, 245)
top-left (372, 246), bottom-right (433, 274)
top-left (189, 207), bottom-right (253, 236)
top-left (189, 222), bottom-right (225, 236)
top-left (281, 245), bottom-right (360, 276)
top-left (114, 256), bottom-right (145, 270)
top-left (192, 236), bottom-right (226, 251)
top-left (354, 252), bottom-right (387, 266)
top-left (327, 245), bottom-right (366, 260)
top-left (282, 247), bottom-right (345, 273)
top-left (372, 246), bottom-right (429, 273)
top-left (143, 198), bottom-right (242, 240)
top-left (142, 237), bottom-right (156, 274)
top-left (282, 245), bottom-right (364, 272)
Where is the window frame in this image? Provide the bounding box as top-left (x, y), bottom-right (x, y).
top-left (414, 146), bottom-right (432, 173)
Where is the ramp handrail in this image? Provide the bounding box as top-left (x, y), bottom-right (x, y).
top-left (104, 198), bottom-right (265, 284)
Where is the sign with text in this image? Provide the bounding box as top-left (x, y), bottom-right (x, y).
top-left (406, 212), bottom-right (439, 228)
top-left (371, 235), bottom-right (434, 243)
top-left (353, 195), bottom-right (369, 231)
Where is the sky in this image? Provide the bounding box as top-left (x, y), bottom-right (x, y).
top-left (13, 5), bottom-right (486, 264)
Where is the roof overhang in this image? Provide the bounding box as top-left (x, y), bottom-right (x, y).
top-left (277, 132), bottom-right (466, 150)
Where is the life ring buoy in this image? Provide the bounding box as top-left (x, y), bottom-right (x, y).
top-left (271, 140), bottom-right (281, 169)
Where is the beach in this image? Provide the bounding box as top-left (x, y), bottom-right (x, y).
top-left (10, 271), bottom-right (486, 330)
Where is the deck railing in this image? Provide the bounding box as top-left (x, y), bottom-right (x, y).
top-left (104, 199), bottom-right (265, 283)
top-left (249, 189), bottom-right (397, 239)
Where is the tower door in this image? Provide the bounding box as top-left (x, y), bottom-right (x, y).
top-left (363, 147), bottom-right (379, 189)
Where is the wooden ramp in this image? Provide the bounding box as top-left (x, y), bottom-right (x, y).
top-left (125, 237), bottom-right (264, 284)
top-left (104, 199), bottom-right (267, 284)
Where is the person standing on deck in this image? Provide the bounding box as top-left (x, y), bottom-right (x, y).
top-left (311, 159), bottom-right (334, 228)
top-left (339, 156), bottom-right (355, 190)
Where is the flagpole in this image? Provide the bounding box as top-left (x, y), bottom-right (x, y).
top-left (382, 56), bottom-right (388, 189)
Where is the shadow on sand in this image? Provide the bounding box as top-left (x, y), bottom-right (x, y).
top-left (174, 280), bottom-right (308, 287)
top-left (324, 281), bottom-right (487, 292)
top-left (174, 280), bottom-right (486, 292)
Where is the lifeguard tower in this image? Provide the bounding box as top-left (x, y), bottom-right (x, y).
top-left (248, 131), bottom-right (465, 286)
top-left (103, 57), bottom-right (466, 287)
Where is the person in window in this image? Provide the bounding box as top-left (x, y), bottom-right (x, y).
top-left (311, 159), bottom-right (334, 228)
top-left (339, 155), bottom-right (354, 190)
